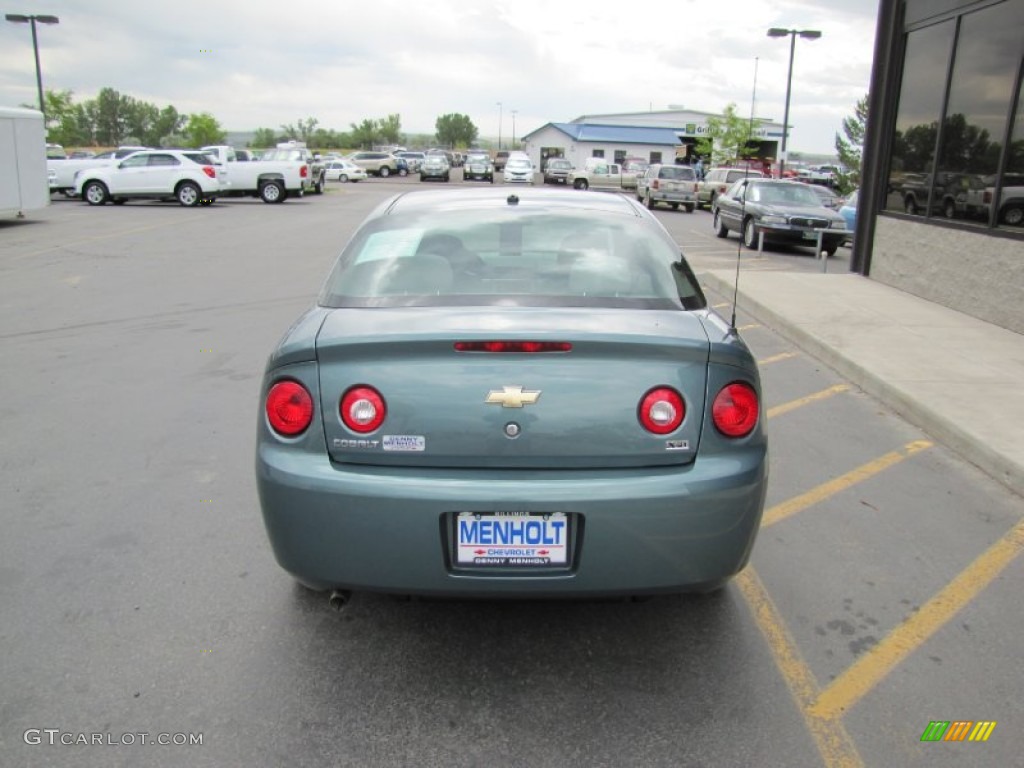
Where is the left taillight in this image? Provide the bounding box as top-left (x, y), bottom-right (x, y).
top-left (638, 387), bottom-right (685, 434)
top-left (300, 164), bottom-right (309, 178)
top-left (202, 166), bottom-right (216, 179)
top-left (265, 380), bottom-right (313, 436)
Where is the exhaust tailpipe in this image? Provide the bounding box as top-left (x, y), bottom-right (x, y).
top-left (328, 589), bottom-right (352, 612)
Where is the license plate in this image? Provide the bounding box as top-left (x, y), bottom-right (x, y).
top-left (802, 231), bottom-right (821, 240)
top-left (455, 512), bottom-right (570, 568)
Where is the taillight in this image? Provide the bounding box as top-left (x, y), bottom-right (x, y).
top-left (638, 387), bottom-right (684, 434)
top-left (266, 380), bottom-right (313, 436)
top-left (202, 166), bottom-right (216, 179)
top-left (454, 341), bottom-right (572, 353)
top-left (983, 190), bottom-right (992, 204)
top-left (712, 382), bottom-right (759, 438)
top-left (340, 386), bottom-right (386, 433)
top-left (300, 164), bottom-right (308, 178)
top-left (652, 179), bottom-right (660, 190)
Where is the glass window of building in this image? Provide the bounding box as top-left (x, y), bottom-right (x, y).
top-left (885, 20), bottom-right (955, 215)
top-left (935, 1), bottom-right (1024, 227)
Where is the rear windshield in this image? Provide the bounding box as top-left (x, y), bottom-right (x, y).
top-left (658, 167), bottom-right (695, 180)
top-left (260, 149), bottom-right (304, 161)
top-left (319, 210), bottom-right (706, 311)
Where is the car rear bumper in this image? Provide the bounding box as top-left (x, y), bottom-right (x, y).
top-left (256, 444), bottom-right (768, 596)
top-left (758, 224), bottom-right (848, 248)
top-left (651, 190), bottom-right (696, 204)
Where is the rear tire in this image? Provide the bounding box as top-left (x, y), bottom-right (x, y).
top-left (379, 166), bottom-right (391, 178)
top-left (645, 194), bottom-right (656, 210)
top-left (574, 179), bottom-right (588, 190)
top-left (259, 180), bottom-right (285, 204)
top-left (1001, 203), bottom-right (1023, 226)
top-left (398, 168), bottom-right (408, 177)
top-left (313, 174), bottom-right (324, 194)
top-left (83, 181), bottom-right (109, 206)
top-left (685, 204), bottom-right (695, 213)
top-left (904, 196), bottom-right (918, 215)
top-left (713, 210), bottom-right (728, 238)
top-left (670, 202), bottom-right (679, 210)
top-left (176, 182), bottom-right (201, 207)
top-left (339, 174), bottom-right (348, 183)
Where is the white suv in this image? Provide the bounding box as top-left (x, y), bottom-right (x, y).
top-left (75, 150), bottom-right (223, 207)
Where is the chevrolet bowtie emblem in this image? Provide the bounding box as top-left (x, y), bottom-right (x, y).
top-left (485, 386), bottom-right (541, 408)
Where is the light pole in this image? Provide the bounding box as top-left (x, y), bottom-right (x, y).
top-left (766, 27), bottom-right (820, 179)
top-left (5, 13), bottom-right (60, 120)
top-left (496, 102), bottom-right (503, 150)
top-left (511, 110), bottom-right (517, 148)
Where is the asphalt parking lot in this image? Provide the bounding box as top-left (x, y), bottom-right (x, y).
top-left (1, 177), bottom-right (1020, 768)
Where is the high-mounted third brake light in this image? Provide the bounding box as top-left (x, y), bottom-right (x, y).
top-left (454, 341), bottom-right (572, 353)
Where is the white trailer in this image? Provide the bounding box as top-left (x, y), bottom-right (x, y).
top-left (1, 106), bottom-right (49, 219)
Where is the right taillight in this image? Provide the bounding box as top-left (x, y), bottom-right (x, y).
top-left (712, 382), bottom-right (759, 438)
top-left (638, 387), bottom-right (685, 434)
top-left (266, 380), bottom-right (313, 436)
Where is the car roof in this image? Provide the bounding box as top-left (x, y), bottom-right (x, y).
top-left (382, 187), bottom-right (644, 217)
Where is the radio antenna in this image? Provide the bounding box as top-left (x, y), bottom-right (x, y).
top-left (731, 56), bottom-right (759, 331)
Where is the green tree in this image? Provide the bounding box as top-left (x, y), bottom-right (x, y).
top-left (349, 118), bottom-right (379, 148)
top-left (124, 97), bottom-right (160, 146)
top-left (38, 89), bottom-right (93, 146)
top-left (835, 94), bottom-right (868, 194)
top-left (435, 113), bottom-right (478, 148)
top-left (695, 103), bottom-right (762, 166)
top-left (159, 133), bottom-right (188, 148)
top-left (377, 113), bottom-right (402, 144)
top-left (250, 128), bottom-right (279, 148)
top-left (152, 106), bottom-right (187, 146)
top-left (280, 117), bottom-right (320, 144)
top-left (92, 87), bottom-right (131, 146)
top-left (184, 112), bottom-right (226, 147)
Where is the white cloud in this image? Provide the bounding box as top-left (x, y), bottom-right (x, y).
top-left (0, 0), bottom-right (877, 153)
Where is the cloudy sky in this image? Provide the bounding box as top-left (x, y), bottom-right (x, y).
top-left (1, 0), bottom-right (879, 154)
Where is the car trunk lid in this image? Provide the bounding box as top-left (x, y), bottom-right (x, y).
top-left (316, 307), bottom-right (709, 469)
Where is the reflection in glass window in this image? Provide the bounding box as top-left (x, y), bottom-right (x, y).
top-left (885, 20), bottom-right (954, 214)
top-left (936, 1), bottom-right (1023, 225)
top-left (996, 75), bottom-right (1024, 228)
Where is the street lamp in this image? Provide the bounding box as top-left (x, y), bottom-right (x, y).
top-left (5, 13), bottom-right (60, 120)
top-left (496, 102), bottom-right (503, 151)
top-left (511, 110), bottom-right (518, 147)
top-left (766, 27), bottom-right (821, 178)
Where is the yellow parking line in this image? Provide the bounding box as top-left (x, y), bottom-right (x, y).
top-left (811, 516), bottom-right (1024, 720)
top-left (737, 568), bottom-right (866, 768)
top-left (712, 302), bottom-right (730, 309)
top-left (759, 351), bottom-right (799, 365)
top-left (762, 440), bottom-right (932, 528)
top-left (737, 323), bottom-right (760, 331)
top-left (767, 384), bottom-right (850, 419)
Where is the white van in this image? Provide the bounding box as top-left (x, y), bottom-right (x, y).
top-left (0, 106), bottom-right (49, 219)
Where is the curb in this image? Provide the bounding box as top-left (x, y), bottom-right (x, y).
top-left (700, 270), bottom-right (1024, 499)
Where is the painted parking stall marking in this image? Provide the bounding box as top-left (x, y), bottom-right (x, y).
top-left (456, 512), bottom-right (569, 567)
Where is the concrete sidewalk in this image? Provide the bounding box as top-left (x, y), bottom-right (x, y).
top-left (701, 270), bottom-right (1024, 498)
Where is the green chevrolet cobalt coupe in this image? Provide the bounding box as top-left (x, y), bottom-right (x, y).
top-left (256, 188), bottom-right (767, 599)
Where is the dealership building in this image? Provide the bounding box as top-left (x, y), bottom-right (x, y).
top-left (520, 109), bottom-right (786, 172)
top-left (856, 0), bottom-right (1023, 332)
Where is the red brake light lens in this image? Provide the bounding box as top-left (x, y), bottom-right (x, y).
top-left (712, 382), bottom-right (759, 437)
top-left (266, 380), bottom-right (313, 436)
top-left (202, 166), bottom-right (216, 179)
top-left (340, 386), bottom-right (386, 433)
top-left (638, 387), bottom-right (685, 434)
top-left (454, 341), bottom-right (572, 353)
top-left (300, 164), bottom-right (308, 178)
